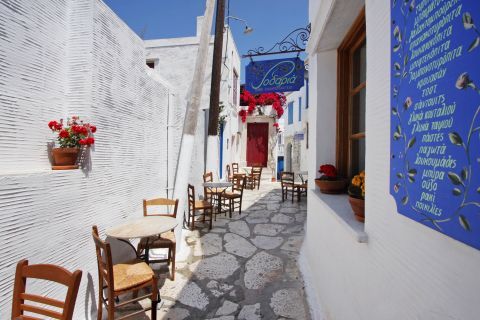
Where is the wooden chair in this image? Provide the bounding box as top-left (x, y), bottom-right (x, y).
top-left (137, 198), bottom-right (179, 280)
top-left (281, 171), bottom-right (297, 203)
top-left (11, 259), bottom-right (82, 320)
top-left (226, 164), bottom-right (233, 182)
top-left (247, 166), bottom-right (263, 190)
top-left (222, 175), bottom-right (246, 218)
top-left (187, 184), bottom-right (213, 230)
top-left (92, 226), bottom-right (158, 320)
top-left (232, 163), bottom-right (239, 175)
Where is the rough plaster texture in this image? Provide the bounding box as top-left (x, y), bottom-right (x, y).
top-left (303, 0), bottom-right (480, 319)
top-left (0, 0), bottom-right (185, 318)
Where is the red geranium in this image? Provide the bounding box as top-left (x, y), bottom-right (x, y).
top-left (319, 164), bottom-right (337, 179)
top-left (48, 116), bottom-right (96, 148)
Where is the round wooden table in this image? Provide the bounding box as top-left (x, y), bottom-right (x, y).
top-left (106, 216), bottom-right (178, 263)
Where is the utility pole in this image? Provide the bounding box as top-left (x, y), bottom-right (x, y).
top-left (206, 0), bottom-right (226, 178)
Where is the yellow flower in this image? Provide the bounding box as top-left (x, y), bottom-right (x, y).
top-left (352, 176), bottom-right (362, 187)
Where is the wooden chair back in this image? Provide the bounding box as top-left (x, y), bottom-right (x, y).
top-left (252, 166), bottom-right (263, 177)
top-left (143, 198), bottom-right (179, 218)
top-left (91, 226), bottom-right (114, 297)
top-left (226, 164), bottom-right (231, 180)
top-left (232, 163), bottom-right (239, 174)
top-left (188, 184), bottom-right (196, 212)
top-left (203, 172), bottom-right (213, 183)
top-left (12, 259), bottom-right (82, 320)
top-left (232, 175), bottom-right (246, 195)
top-left (281, 171), bottom-right (295, 184)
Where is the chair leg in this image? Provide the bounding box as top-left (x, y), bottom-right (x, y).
top-left (209, 208), bottom-right (213, 230)
top-left (107, 296), bottom-right (115, 320)
top-left (151, 276), bottom-right (158, 320)
top-left (191, 212), bottom-right (195, 230)
top-left (97, 282), bottom-right (103, 320)
top-left (291, 188), bottom-right (294, 203)
top-left (171, 246), bottom-right (176, 280)
top-left (239, 198), bottom-right (243, 215)
top-left (229, 200), bottom-right (233, 218)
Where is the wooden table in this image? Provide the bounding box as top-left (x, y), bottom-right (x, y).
top-left (203, 182), bottom-right (233, 216)
top-left (106, 216), bottom-right (178, 263)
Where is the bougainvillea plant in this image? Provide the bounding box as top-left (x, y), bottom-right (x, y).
top-left (48, 116), bottom-right (96, 148)
top-left (239, 87), bottom-right (286, 130)
top-left (318, 164), bottom-right (338, 181)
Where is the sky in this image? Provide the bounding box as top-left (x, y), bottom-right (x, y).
top-left (103, 0), bottom-right (309, 82)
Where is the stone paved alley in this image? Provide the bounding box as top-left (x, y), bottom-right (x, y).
top-left (125, 177), bottom-right (310, 320)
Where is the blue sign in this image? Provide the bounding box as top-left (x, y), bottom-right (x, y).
top-left (245, 58), bottom-right (304, 94)
top-left (390, 0), bottom-right (480, 249)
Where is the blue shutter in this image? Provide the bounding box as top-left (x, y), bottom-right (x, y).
top-left (288, 102), bottom-right (294, 125)
top-left (298, 97), bottom-right (302, 121)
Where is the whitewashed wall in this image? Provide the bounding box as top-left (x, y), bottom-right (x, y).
top-left (0, 0), bottom-right (183, 318)
top-left (302, 0), bottom-right (480, 319)
top-left (145, 24), bottom-right (241, 183)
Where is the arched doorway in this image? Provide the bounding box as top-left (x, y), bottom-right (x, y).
top-left (286, 143), bottom-right (293, 172)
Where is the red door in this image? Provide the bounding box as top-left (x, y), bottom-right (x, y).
top-left (247, 123), bottom-right (269, 167)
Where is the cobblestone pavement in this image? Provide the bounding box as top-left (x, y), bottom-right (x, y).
top-left (121, 178), bottom-right (310, 320)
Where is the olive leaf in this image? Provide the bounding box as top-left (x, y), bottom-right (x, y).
top-left (402, 195), bottom-right (409, 205)
top-left (468, 37), bottom-right (480, 53)
top-left (408, 168), bottom-right (417, 177)
top-left (459, 215), bottom-right (471, 231)
top-left (397, 125), bottom-right (402, 134)
top-left (407, 176), bottom-right (415, 183)
top-left (448, 172), bottom-right (462, 185)
top-left (463, 12), bottom-right (474, 30)
top-left (393, 26), bottom-right (402, 41)
top-left (392, 107), bottom-right (398, 115)
top-left (404, 54), bottom-right (409, 67)
top-left (477, 186), bottom-right (480, 193)
top-left (409, 0), bottom-right (415, 12)
top-left (397, 172), bottom-right (404, 179)
top-left (407, 136), bottom-right (416, 149)
top-left (431, 220), bottom-right (443, 231)
top-left (393, 44), bottom-right (401, 52)
top-left (394, 62), bottom-right (401, 70)
top-left (452, 188), bottom-right (462, 196)
top-left (393, 131), bottom-right (402, 140)
top-left (461, 168), bottom-right (468, 181)
top-left (448, 132), bottom-right (463, 146)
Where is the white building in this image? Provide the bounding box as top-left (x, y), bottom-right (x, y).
top-left (144, 17), bottom-right (241, 183)
top-left (303, 1), bottom-right (480, 319)
top-left (281, 79), bottom-right (309, 175)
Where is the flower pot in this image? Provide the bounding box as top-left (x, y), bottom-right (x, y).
top-left (348, 196), bottom-right (365, 223)
top-left (314, 178), bottom-right (347, 194)
top-left (52, 147), bottom-right (79, 169)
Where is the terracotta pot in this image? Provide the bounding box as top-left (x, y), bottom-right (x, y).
top-left (52, 147), bottom-right (79, 166)
top-left (271, 177), bottom-right (276, 182)
top-left (349, 196), bottom-right (365, 223)
top-left (314, 178), bottom-right (347, 194)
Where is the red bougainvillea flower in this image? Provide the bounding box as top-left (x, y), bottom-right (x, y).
top-left (89, 125), bottom-right (97, 133)
top-left (59, 129), bottom-right (70, 139)
top-left (273, 122), bottom-right (279, 128)
top-left (79, 139), bottom-right (87, 145)
top-left (319, 164), bottom-right (337, 178)
top-left (86, 137), bottom-right (95, 145)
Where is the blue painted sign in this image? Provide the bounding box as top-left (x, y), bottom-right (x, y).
top-left (390, 0), bottom-right (480, 249)
top-left (245, 58), bottom-right (304, 94)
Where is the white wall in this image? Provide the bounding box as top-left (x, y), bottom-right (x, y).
top-left (145, 23), bottom-right (241, 183)
top-left (0, 0), bottom-right (182, 318)
top-left (303, 0), bottom-right (480, 319)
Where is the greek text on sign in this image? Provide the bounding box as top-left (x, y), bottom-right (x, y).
top-left (390, 0), bottom-right (480, 250)
top-left (245, 58), bottom-right (304, 94)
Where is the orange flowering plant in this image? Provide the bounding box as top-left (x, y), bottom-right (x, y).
top-left (348, 171), bottom-right (365, 200)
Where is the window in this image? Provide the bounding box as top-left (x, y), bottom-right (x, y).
top-left (146, 60), bottom-right (155, 69)
top-left (298, 97), bottom-right (302, 121)
top-left (337, 9), bottom-right (366, 177)
top-left (288, 102), bottom-right (294, 125)
top-left (233, 69), bottom-right (239, 106)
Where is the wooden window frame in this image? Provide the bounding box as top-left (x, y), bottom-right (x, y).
top-left (336, 8), bottom-right (366, 177)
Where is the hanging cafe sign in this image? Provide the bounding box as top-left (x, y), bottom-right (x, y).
top-left (243, 24), bottom-right (310, 94)
top-left (245, 58), bottom-right (305, 94)
top-left (390, 0), bottom-right (480, 250)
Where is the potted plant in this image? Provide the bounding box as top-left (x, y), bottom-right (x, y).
top-left (348, 171), bottom-right (365, 222)
top-left (48, 116), bottom-right (96, 169)
top-left (314, 164), bottom-right (348, 194)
